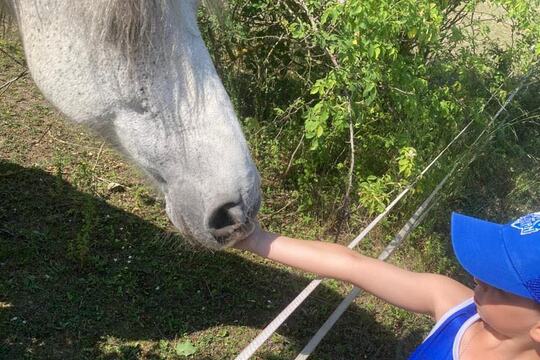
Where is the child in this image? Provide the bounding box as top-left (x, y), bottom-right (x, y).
top-left (234, 212), bottom-right (540, 359)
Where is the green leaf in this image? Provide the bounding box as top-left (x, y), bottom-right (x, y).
top-left (310, 139), bottom-right (319, 151)
top-left (289, 22), bottom-right (305, 38)
top-left (217, 329), bottom-right (229, 338)
top-left (368, 44), bottom-right (381, 59)
top-left (176, 341), bottom-right (197, 357)
top-left (273, 107), bottom-right (285, 116)
top-left (363, 82), bottom-right (376, 98)
top-left (305, 119), bottom-right (317, 133)
top-left (316, 125), bottom-right (324, 138)
top-left (310, 79), bottom-right (325, 95)
top-left (397, 147), bottom-right (416, 177)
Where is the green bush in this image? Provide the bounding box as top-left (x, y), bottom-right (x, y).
top-left (201, 0), bottom-right (539, 224)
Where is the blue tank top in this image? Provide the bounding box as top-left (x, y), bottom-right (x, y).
top-left (408, 298), bottom-right (479, 360)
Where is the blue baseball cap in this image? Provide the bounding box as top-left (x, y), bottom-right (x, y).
top-left (451, 212), bottom-right (540, 303)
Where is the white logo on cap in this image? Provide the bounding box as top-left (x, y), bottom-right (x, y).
top-left (511, 212), bottom-right (540, 235)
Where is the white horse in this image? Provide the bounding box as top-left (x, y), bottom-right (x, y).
top-left (1, 0), bottom-right (261, 249)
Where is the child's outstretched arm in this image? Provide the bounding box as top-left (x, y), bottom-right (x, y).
top-left (235, 226), bottom-right (472, 320)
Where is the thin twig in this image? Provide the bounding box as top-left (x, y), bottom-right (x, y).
top-left (388, 86), bottom-right (415, 96)
top-left (296, 0), bottom-right (340, 68)
top-left (92, 142), bottom-right (106, 171)
top-left (258, 198), bottom-right (297, 221)
top-left (47, 132), bottom-right (102, 151)
top-left (283, 133), bottom-right (305, 177)
top-left (0, 46), bottom-right (24, 67)
top-left (31, 124), bottom-right (53, 146)
top-left (263, 33), bottom-right (286, 64)
top-left (93, 175), bottom-right (132, 190)
top-left (0, 70), bottom-right (28, 96)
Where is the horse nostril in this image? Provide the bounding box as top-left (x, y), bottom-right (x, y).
top-left (208, 201), bottom-right (244, 230)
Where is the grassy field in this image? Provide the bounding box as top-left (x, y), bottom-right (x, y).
top-left (1, 20), bottom-right (539, 360)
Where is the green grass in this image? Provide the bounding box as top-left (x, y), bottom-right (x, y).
top-left (0, 158), bottom-right (435, 359)
top-left (1, 27), bottom-right (539, 359)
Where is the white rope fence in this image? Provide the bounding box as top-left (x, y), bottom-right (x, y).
top-left (235, 64), bottom-right (537, 360)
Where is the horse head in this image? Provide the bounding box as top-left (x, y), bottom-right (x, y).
top-left (3, 0), bottom-right (261, 248)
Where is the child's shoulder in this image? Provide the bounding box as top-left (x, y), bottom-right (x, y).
top-left (429, 275), bottom-right (473, 321)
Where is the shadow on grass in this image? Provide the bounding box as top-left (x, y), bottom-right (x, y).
top-left (0, 161), bottom-right (425, 359)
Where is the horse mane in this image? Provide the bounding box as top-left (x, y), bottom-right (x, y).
top-left (0, 0), bottom-right (225, 55)
top-left (92, 0), bottom-right (225, 56)
top-left (90, 0), bottom-right (167, 56)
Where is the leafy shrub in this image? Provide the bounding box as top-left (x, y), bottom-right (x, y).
top-left (203, 0), bottom-right (538, 225)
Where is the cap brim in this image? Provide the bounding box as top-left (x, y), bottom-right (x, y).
top-left (451, 212), bottom-right (528, 298)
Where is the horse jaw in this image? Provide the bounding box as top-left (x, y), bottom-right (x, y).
top-left (13, 0), bottom-right (261, 248)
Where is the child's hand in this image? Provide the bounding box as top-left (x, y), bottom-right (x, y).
top-left (233, 223), bottom-right (272, 256)
top-left (234, 222), bottom-right (260, 249)
top-left (232, 231), bottom-right (253, 250)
